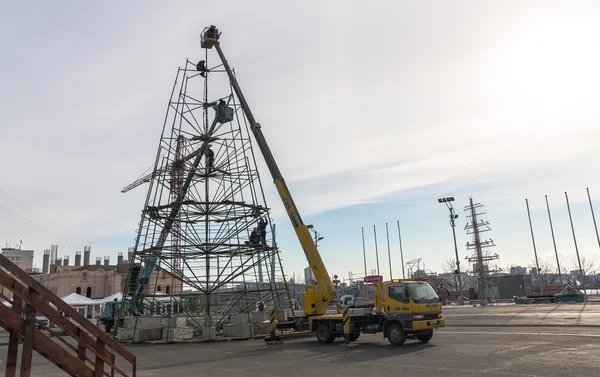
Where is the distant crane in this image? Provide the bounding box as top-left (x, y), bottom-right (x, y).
top-left (121, 100), bottom-right (223, 194)
top-left (121, 147), bottom-right (201, 193)
top-left (405, 258), bottom-right (422, 278)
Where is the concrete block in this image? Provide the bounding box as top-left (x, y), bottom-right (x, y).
top-left (252, 322), bottom-right (271, 334)
top-left (123, 317), bottom-right (136, 329)
top-left (116, 328), bottom-right (133, 341)
top-left (162, 327), bottom-right (194, 342)
top-left (161, 317), bottom-right (187, 328)
top-left (138, 317), bottom-right (163, 329)
top-left (123, 316), bottom-right (162, 330)
top-left (250, 311), bottom-right (269, 324)
top-left (132, 328), bottom-right (162, 343)
top-left (275, 309), bottom-right (291, 320)
top-left (229, 313), bottom-right (250, 326)
top-left (223, 323), bottom-right (253, 338)
top-left (203, 326), bottom-right (216, 341)
top-left (186, 316), bottom-right (205, 328)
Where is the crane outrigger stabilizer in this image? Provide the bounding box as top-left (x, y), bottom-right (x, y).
top-left (201, 25), bottom-right (336, 317)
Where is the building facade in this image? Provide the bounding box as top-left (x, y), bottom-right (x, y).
top-left (36, 266), bottom-right (122, 299)
top-left (34, 260), bottom-right (182, 299)
top-left (1, 248), bottom-right (35, 273)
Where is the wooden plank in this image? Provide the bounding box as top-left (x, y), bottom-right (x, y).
top-left (20, 288), bottom-right (37, 377)
top-left (78, 328), bottom-right (87, 362)
top-left (0, 254), bottom-right (136, 365)
top-left (5, 295), bottom-right (21, 377)
top-left (0, 303), bottom-right (94, 377)
top-left (0, 269), bottom-right (125, 369)
top-left (39, 324), bottom-right (124, 377)
top-left (110, 353), bottom-right (115, 377)
top-left (95, 341), bottom-right (105, 377)
top-left (0, 272), bottom-right (130, 377)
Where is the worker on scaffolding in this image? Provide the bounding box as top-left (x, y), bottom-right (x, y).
top-left (245, 227), bottom-right (261, 246)
top-left (205, 145), bottom-right (215, 169)
top-left (258, 217), bottom-right (268, 246)
top-left (196, 60), bottom-right (208, 77)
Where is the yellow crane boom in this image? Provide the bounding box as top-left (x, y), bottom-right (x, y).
top-left (202, 26), bottom-right (336, 315)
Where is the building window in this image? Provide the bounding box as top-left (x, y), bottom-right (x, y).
top-left (76, 287), bottom-right (81, 295)
top-left (156, 286), bottom-right (161, 292)
top-left (86, 287), bottom-right (92, 298)
top-left (165, 286), bottom-right (171, 294)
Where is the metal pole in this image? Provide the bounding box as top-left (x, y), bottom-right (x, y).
top-left (361, 227), bottom-right (368, 296)
top-left (449, 206), bottom-right (464, 305)
top-left (525, 199), bottom-right (542, 293)
top-left (271, 224), bottom-right (276, 283)
top-left (397, 221), bottom-right (405, 279)
top-left (373, 225), bottom-right (380, 277)
top-left (565, 191), bottom-right (587, 301)
top-left (545, 195), bottom-right (563, 284)
top-left (586, 188), bottom-right (600, 251)
top-left (386, 223), bottom-right (393, 280)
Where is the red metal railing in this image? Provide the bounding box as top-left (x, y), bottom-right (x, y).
top-left (0, 254), bottom-right (136, 377)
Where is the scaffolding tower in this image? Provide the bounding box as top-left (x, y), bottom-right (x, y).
top-left (464, 197), bottom-right (499, 304)
top-left (120, 42), bottom-right (291, 338)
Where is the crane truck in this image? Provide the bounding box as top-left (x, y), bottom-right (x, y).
top-left (198, 26), bottom-right (446, 346)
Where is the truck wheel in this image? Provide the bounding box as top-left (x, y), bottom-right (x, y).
top-left (386, 323), bottom-right (406, 346)
top-left (416, 331), bottom-right (433, 343)
top-left (316, 324), bottom-right (335, 344)
top-left (350, 332), bottom-right (361, 341)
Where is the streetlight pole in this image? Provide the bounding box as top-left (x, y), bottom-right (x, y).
top-left (438, 197), bottom-right (464, 305)
top-left (306, 224), bottom-right (324, 248)
top-left (586, 188), bottom-right (600, 252)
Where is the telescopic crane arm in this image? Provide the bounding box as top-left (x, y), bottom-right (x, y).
top-left (204, 26), bottom-right (336, 315)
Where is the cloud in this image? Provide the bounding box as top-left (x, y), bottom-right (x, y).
top-left (2, 1), bottom-right (600, 275)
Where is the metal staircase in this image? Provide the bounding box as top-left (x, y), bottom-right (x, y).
top-left (0, 254), bottom-right (136, 377)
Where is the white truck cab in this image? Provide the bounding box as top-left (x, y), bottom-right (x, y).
top-left (339, 295), bottom-right (373, 309)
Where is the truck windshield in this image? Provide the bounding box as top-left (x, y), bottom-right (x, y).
top-left (406, 283), bottom-right (439, 303)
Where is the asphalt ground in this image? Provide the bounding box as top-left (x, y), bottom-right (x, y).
top-left (2, 326), bottom-right (599, 377)
top-left (443, 302), bottom-right (600, 326)
top-left (1, 303), bottom-right (599, 377)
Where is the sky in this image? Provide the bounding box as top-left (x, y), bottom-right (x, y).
top-left (1, 1), bottom-right (600, 285)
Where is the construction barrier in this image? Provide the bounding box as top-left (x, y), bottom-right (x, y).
top-left (342, 306), bottom-right (350, 343)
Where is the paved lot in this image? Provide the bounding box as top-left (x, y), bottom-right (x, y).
top-left (2, 326), bottom-right (600, 376)
top-left (2, 303), bottom-right (600, 376)
top-left (444, 302), bottom-right (600, 326)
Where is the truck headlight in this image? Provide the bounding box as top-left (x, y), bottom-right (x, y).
top-left (413, 314), bottom-right (424, 320)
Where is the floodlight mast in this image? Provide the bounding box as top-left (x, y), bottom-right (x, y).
top-left (438, 196), bottom-right (465, 305)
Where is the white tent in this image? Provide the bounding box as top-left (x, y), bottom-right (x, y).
top-left (96, 292), bottom-right (123, 303)
top-left (61, 293), bottom-right (98, 305)
top-left (61, 293), bottom-right (101, 320)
